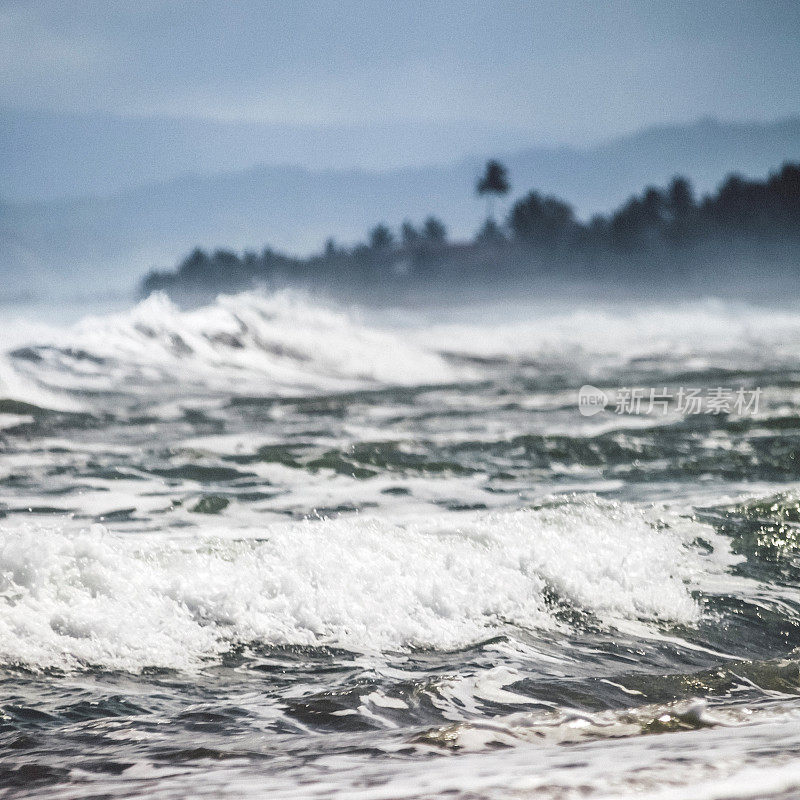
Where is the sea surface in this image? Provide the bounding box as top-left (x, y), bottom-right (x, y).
top-left (2, 290), bottom-right (800, 799)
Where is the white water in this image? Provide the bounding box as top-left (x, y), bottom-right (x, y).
top-left (5, 290), bottom-right (800, 410)
top-left (2, 292), bottom-right (459, 401)
top-left (3, 290), bottom-right (800, 800)
top-left (0, 497), bottom-right (712, 672)
top-left (419, 299), bottom-right (800, 372)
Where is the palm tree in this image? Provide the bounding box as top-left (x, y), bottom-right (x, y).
top-left (476, 160), bottom-right (510, 223)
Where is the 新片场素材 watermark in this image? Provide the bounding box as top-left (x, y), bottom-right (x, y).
top-left (578, 385), bottom-right (761, 417)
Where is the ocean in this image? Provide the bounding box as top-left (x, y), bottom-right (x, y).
top-left (2, 290), bottom-right (800, 799)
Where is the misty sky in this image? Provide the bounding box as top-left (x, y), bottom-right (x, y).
top-left (2, 0), bottom-right (799, 178)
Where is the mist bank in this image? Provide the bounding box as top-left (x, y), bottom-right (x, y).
top-left (141, 163), bottom-right (800, 307)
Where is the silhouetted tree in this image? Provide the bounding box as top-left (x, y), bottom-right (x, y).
top-left (352, 243), bottom-right (372, 260)
top-left (401, 221), bottom-right (421, 248)
top-left (608, 187), bottom-right (666, 251)
top-left (578, 214), bottom-right (609, 250)
top-left (475, 217), bottom-right (505, 244)
top-left (702, 165), bottom-right (800, 236)
top-left (770, 163), bottom-right (800, 226)
top-left (423, 216), bottom-right (447, 243)
top-left (610, 197), bottom-right (647, 250)
top-left (705, 175), bottom-right (759, 230)
top-left (665, 177), bottom-right (698, 245)
top-left (178, 248), bottom-right (212, 278)
top-left (140, 160), bottom-right (800, 299)
top-left (668, 177), bottom-right (695, 218)
top-left (211, 249), bottom-right (242, 275)
top-left (508, 191), bottom-right (574, 247)
top-left (641, 187), bottom-right (665, 225)
top-left (369, 224), bottom-right (394, 251)
top-left (477, 160), bottom-right (510, 222)
top-left (242, 250), bottom-right (259, 275)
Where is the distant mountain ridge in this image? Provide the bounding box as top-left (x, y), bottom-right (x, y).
top-left (2, 117), bottom-right (799, 296)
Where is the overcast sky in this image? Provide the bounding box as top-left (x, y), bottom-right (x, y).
top-left (1, 0), bottom-right (799, 167)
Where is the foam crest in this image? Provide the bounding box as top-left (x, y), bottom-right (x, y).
top-left (8, 291), bottom-right (459, 398)
top-left (0, 498), bottom-right (706, 672)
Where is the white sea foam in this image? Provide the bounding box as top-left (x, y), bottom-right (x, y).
top-left (0, 355), bottom-right (82, 412)
top-left (0, 497), bottom-right (708, 672)
top-left (6, 292), bottom-right (800, 408)
top-left (417, 300), bottom-right (800, 372)
top-left (5, 291), bottom-right (459, 400)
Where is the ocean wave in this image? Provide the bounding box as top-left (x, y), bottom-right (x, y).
top-left (7, 293), bottom-right (800, 409)
top-left (4, 291), bottom-right (460, 402)
top-left (0, 497), bottom-right (708, 672)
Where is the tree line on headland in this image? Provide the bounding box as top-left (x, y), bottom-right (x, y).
top-left (140, 160), bottom-right (800, 299)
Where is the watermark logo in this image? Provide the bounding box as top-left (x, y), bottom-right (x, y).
top-left (577, 386), bottom-right (761, 417)
top-left (578, 385), bottom-right (609, 416)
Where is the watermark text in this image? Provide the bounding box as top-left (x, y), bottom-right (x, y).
top-left (578, 385), bottom-right (761, 417)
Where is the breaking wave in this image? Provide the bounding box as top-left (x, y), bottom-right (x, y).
top-left (2, 291), bottom-right (460, 404)
top-left (6, 292), bottom-right (800, 410)
top-left (0, 497), bottom-right (711, 672)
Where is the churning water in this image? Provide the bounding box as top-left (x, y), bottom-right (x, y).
top-left (3, 290), bottom-right (800, 798)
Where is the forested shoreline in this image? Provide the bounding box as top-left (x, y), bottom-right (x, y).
top-left (141, 161), bottom-right (800, 300)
